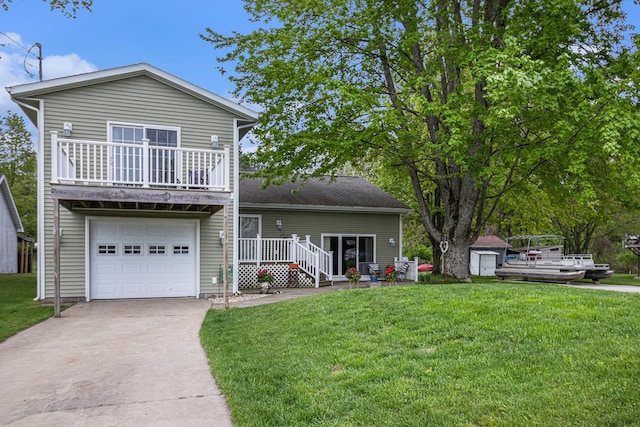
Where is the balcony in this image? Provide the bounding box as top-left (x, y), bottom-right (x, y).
top-left (49, 132), bottom-right (231, 212)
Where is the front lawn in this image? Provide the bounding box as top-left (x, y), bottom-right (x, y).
top-left (0, 273), bottom-right (58, 342)
top-left (578, 273), bottom-right (640, 286)
top-left (201, 283), bottom-right (640, 426)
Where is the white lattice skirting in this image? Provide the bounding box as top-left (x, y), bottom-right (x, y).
top-left (238, 263), bottom-right (315, 289)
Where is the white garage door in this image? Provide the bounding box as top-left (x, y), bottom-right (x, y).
top-left (90, 219), bottom-right (197, 299)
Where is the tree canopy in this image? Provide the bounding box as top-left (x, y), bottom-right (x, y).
top-left (0, 112), bottom-right (36, 238)
top-left (205, 0), bottom-right (640, 279)
top-left (1, 0), bottom-right (92, 17)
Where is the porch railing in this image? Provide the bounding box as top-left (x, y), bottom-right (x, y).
top-left (51, 131), bottom-right (230, 191)
top-left (238, 234), bottom-right (333, 287)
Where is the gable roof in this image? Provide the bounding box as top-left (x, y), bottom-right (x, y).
top-left (470, 235), bottom-right (509, 248)
top-left (6, 63), bottom-right (259, 125)
top-left (0, 174), bottom-right (24, 233)
top-left (240, 175), bottom-right (410, 213)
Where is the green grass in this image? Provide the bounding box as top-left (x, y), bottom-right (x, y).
top-left (0, 273), bottom-right (59, 342)
top-left (201, 283), bottom-right (640, 426)
top-left (576, 273), bottom-right (640, 286)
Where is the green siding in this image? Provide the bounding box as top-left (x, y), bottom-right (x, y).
top-left (240, 208), bottom-right (403, 270)
top-left (39, 75), bottom-right (239, 298)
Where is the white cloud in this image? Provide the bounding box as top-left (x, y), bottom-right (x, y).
top-left (1, 34), bottom-right (97, 137)
top-left (42, 53), bottom-right (97, 80)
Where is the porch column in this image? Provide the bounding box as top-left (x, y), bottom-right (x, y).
top-left (256, 234), bottom-right (262, 268)
top-left (314, 251), bottom-right (320, 288)
top-left (224, 145), bottom-right (230, 191)
top-left (223, 205), bottom-right (229, 309)
top-left (50, 131), bottom-right (59, 183)
top-left (53, 200), bottom-right (61, 317)
top-left (142, 138), bottom-right (150, 188)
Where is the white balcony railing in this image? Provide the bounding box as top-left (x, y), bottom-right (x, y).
top-left (239, 234), bottom-right (333, 287)
top-left (50, 132), bottom-right (230, 191)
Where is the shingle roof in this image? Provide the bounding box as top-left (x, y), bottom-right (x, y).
top-left (0, 174), bottom-right (24, 233)
top-left (240, 175), bottom-right (410, 212)
top-left (470, 235), bottom-right (509, 248)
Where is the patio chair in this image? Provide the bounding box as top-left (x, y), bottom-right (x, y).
top-left (396, 263), bottom-right (410, 281)
top-left (188, 170), bottom-right (208, 187)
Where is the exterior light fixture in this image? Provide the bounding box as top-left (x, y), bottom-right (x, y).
top-left (63, 122), bottom-right (73, 136)
top-left (389, 238), bottom-right (396, 247)
top-left (276, 220), bottom-right (283, 230)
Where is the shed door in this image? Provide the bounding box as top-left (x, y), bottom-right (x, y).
top-left (90, 219), bottom-right (197, 299)
top-left (479, 254), bottom-right (496, 276)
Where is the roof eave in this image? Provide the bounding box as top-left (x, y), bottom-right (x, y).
top-left (240, 202), bottom-right (411, 214)
top-left (6, 63), bottom-right (259, 122)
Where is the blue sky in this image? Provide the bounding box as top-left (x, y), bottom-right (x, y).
top-left (1, 0), bottom-right (639, 131)
top-left (1, 1), bottom-right (258, 113)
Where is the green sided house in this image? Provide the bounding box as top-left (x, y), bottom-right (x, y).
top-left (7, 63), bottom-right (411, 301)
top-left (238, 175), bottom-right (411, 288)
top-left (7, 63), bottom-right (258, 301)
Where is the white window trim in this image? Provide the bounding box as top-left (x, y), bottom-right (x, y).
top-left (239, 214), bottom-right (262, 238)
top-left (107, 121), bottom-right (182, 146)
top-left (321, 233), bottom-right (377, 276)
top-left (106, 121), bottom-right (182, 184)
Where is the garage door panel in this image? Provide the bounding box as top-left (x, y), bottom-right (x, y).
top-left (123, 225), bottom-right (144, 236)
top-left (147, 262), bottom-right (167, 273)
top-left (95, 224), bottom-right (117, 236)
top-left (91, 220), bottom-right (197, 299)
top-left (148, 226), bottom-right (168, 237)
top-left (96, 263), bottom-right (117, 274)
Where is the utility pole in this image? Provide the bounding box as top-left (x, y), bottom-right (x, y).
top-left (35, 42), bottom-right (42, 81)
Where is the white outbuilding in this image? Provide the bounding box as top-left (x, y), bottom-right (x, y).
top-left (469, 250), bottom-right (499, 276)
top-left (0, 174), bottom-right (23, 273)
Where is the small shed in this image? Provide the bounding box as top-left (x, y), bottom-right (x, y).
top-left (469, 250), bottom-right (499, 276)
top-left (470, 235), bottom-right (509, 266)
top-left (0, 174), bottom-right (24, 273)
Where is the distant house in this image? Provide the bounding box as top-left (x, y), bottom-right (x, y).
top-left (470, 235), bottom-right (509, 267)
top-left (238, 175), bottom-right (411, 287)
top-left (0, 174), bottom-right (24, 273)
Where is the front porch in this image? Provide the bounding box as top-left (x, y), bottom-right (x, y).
top-left (238, 234), bottom-right (333, 289)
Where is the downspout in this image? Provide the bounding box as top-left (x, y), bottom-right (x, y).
top-left (12, 98), bottom-right (44, 301)
top-left (233, 120), bottom-right (257, 294)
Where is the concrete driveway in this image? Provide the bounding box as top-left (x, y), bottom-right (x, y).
top-left (0, 299), bottom-right (234, 426)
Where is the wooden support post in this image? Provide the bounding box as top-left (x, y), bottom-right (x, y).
top-left (53, 200), bottom-right (61, 318)
top-left (223, 204), bottom-right (229, 310)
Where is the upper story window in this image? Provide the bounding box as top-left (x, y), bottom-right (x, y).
top-left (109, 123), bottom-right (180, 185)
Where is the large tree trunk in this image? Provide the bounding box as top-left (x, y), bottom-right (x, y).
top-left (442, 234), bottom-right (472, 282)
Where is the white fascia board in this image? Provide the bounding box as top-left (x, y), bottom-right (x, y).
top-left (6, 63), bottom-right (259, 122)
top-left (240, 203), bottom-right (411, 214)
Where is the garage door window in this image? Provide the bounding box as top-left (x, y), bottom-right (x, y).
top-left (98, 244), bottom-right (117, 255)
top-left (173, 245), bottom-right (189, 255)
top-left (124, 245), bottom-right (142, 255)
top-left (149, 245), bottom-right (166, 255)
